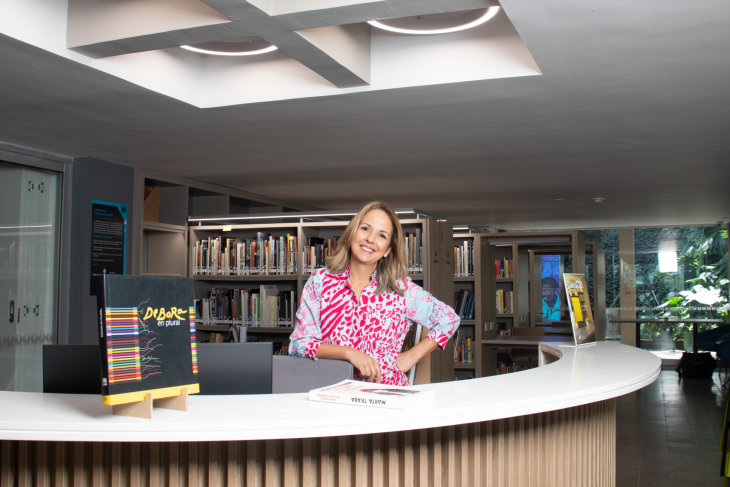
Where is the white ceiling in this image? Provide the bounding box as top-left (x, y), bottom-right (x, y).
top-left (0, 0), bottom-right (729, 230)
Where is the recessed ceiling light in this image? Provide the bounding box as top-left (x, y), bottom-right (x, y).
top-left (368, 6), bottom-right (500, 35)
top-left (180, 37), bottom-right (278, 56)
top-left (181, 45), bottom-right (278, 56)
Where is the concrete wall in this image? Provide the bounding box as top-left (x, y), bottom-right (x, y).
top-left (68, 157), bottom-right (134, 344)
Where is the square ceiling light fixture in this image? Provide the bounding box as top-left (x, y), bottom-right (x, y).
top-left (5, 0), bottom-right (540, 108)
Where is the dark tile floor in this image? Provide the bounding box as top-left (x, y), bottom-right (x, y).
top-left (616, 369), bottom-right (729, 486)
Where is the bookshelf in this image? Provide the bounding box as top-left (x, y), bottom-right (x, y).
top-left (477, 232), bottom-right (606, 376)
top-left (452, 233), bottom-right (495, 380)
top-left (131, 168), bottom-right (314, 277)
top-left (190, 216), bottom-right (456, 384)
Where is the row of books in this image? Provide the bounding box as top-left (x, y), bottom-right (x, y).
top-left (301, 236), bottom-right (337, 273)
top-left (209, 332), bottom-right (225, 343)
top-left (453, 331), bottom-right (474, 364)
top-left (193, 233), bottom-right (297, 275)
top-left (496, 258), bottom-right (513, 278)
top-left (194, 285), bottom-right (297, 327)
top-left (454, 241), bottom-right (474, 276)
top-left (274, 346), bottom-right (289, 356)
top-left (454, 290), bottom-right (475, 320)
top-left (496, 322), bottom-right (512, 336)
top-left (496, 289), bottom-right (514, 314)
top-left (497, 363), bottom-right (527, 374)
top-left (404, 230), bottom-right (424, 273)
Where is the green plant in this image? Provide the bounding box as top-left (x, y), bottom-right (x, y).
top-left (637, 226), bottom-right (728, 345)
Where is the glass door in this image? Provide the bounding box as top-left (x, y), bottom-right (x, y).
top-left (0, 162), bottom-right (62, 392)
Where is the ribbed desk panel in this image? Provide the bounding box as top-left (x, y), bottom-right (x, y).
top-left (0, 399), bottom-right (615, 487)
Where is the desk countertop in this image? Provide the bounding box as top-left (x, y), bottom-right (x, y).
top-left (482, 335), bottom-right (569, 346)
top-left (0, 342), bottom-right (659, 443)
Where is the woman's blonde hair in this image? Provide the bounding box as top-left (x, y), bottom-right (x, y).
top-left (326, 201), bottom-right (407, 295)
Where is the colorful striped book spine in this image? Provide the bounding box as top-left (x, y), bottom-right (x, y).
top-left (189, 306), bottom-right (198, 375)
top-left (105, 307), bottom-right (142, 383)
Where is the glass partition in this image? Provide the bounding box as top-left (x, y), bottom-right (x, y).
top-left (633, 226), bottom-right (727, 355)
top-left (0, 162), bottom-right (62, 392)
top-left (584, 226), bottom-right (728, 351)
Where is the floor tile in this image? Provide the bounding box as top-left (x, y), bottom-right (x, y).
top-left (616, 475), bottom-right (640, 487)
top-left (617, 370), bottom-right (729, 487)
top-left (671, 472), bottom-right (725, 487)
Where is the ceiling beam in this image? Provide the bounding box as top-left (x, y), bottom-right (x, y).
top-left (66, 0), bottom-right (495, 88)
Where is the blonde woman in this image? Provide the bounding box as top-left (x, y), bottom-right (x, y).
top-left (289, 201), bottom-right (460, 386)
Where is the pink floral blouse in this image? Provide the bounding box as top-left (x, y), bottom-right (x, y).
top-left (289, 267), bottom-right (460, 386)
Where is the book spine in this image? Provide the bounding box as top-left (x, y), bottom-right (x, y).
top-left (96, 278), bottom-right (111, 398)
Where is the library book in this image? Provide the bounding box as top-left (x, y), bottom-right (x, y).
top-left (309, 380), bottom-right (435, 410)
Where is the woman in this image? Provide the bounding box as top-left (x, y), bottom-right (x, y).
top-left (289, 201), bottom-right (460, 386)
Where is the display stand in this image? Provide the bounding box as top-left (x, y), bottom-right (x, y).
top-left (154, 387), bottom-right (189, 411)
top-left (111, 388), bottom-right (189, 419)
top-left (559, 342), bottom-right (597, 348)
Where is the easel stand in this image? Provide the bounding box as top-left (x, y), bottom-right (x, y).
top-left (112, 388), bottom-right (189, 419)
top-left (559, 342), bottom-right (597, 348)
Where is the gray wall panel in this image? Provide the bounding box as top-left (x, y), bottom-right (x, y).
top-left (68, 157), bottom-right (134, 344)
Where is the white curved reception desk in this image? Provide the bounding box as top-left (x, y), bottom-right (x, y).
top-left (1, 342), bottom-right (659, 487)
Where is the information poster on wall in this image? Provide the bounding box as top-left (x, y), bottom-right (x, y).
top-left (563, 273), bottom-right (597, 346)
top-left (90, 200), bottom-right (127, 288)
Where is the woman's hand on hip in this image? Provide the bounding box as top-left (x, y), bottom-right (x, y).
top-left (345, 348), bottom-right (381, 383)
top-left (396, 350), bottom-right (419, 373)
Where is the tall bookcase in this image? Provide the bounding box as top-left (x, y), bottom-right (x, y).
top-left (190, 218), bottom-right (456, 384)
top-left (131, 168), bottom-right (315, 279)
top-left (478, 232), bottom-right (606, 376)
top-left (452, 233), bottom-right (495, 379)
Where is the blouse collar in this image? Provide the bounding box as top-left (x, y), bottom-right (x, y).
top-left (343, 266), bottom-right (378, 290)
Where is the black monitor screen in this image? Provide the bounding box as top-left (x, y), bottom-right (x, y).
top-left (197, 343), bottom-right (272, 395)
top-left (43, 345), bottom-right (102, 394)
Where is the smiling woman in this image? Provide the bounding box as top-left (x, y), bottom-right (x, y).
top-left (288, 201), bottom-right (461, 386)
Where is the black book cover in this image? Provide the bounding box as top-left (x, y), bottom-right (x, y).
top-left (95, 275), bottom-right (199, 405)
top-left (455, 289), bottom-right (467, 316)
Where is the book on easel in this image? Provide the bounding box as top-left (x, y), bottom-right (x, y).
top-left (562, 273), bottom-right (596, 346)
top-left (94, 275), bottom-right (200, 407)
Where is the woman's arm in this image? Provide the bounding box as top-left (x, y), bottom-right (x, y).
top-left (290, 272), bottom-right (382, 382)
top-left (288, 275), bottom-right (324, 359)
top-left (398, 281), bottom-right (461, 372)
top-left (316, 343), bottom-right (382, 383)
top-left (396, 337), bottom-right (437, 373)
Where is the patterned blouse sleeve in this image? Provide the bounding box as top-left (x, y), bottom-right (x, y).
top-left (403, 279), bottom-right (460, 349)
top-left (288, 272), bottom-right (324, 360)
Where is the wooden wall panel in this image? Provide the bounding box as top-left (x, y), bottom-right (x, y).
top-left (572, 231), bottom-right (586, 275)
top-left (618, 229), bottom-right (637, 347)
top-left (475, 236), bottom-right (496, 378)
top-left (0, 399), bottom-right (616, 487)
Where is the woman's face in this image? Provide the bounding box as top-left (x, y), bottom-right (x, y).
top-left (350, 209), bottom-right (393, 267)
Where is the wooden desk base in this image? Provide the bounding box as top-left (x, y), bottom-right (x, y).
top-left (1, 399), bottom-right (615, 487)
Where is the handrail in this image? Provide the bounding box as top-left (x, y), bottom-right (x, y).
top-left (608, 318), bottom-right (725, 324)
